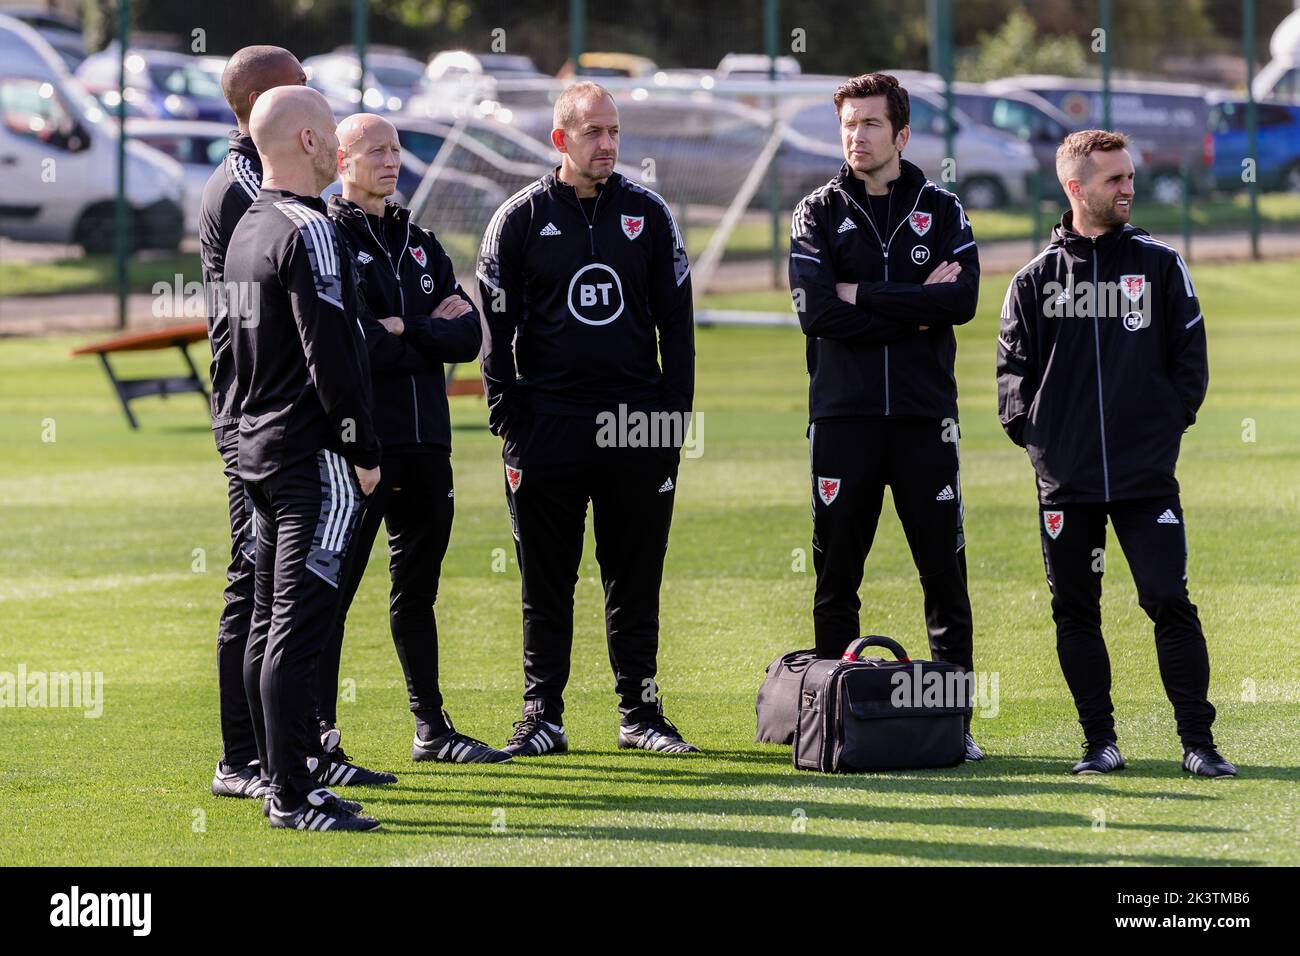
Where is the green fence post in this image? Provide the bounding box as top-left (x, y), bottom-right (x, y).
top-left (114, 0), bottom-right (130, 330)
top-left (1245, 0), bottom-right (1260, 260)
top-left (353, 0), bottom-right (368, 111)
top-left (767, 0), bottom-right (781, 289)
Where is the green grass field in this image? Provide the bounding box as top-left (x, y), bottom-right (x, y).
top-left (1, 260), bottom-right (1297, 866)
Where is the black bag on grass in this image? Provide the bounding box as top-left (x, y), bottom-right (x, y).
top-left (792, 636), bottom-right (970, 773)
top-left (755, 648), bottom-right (818, 744)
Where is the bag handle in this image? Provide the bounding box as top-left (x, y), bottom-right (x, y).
top-left (841, 635), bottom-right (910, 663)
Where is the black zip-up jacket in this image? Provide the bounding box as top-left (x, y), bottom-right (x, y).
top-left (328, 195), bottom-right (482, 454)
top-left (996, 212), bottom-right (1209, 505)
top-left (199, 130), bottom-right (262, 432)
top-left (789, 158), bottom-right (980, 422)
top-left (225, 187), bottom-right (379, 481)
top-left (476, 169), bottom-right (694, 434)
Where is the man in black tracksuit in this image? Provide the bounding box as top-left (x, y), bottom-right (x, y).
top-left (997, 129), bottom-right (1235, 778)
top-left (477, 82), bottom-right (698, 757)
top-left (323, 112), bottom-right (508, 764)
top-left (198, 45), bottom-right (305, 800)
top-left (226, 87), bottom-right (387, 831)
top-left (789, 74), bottom-right (984, 759)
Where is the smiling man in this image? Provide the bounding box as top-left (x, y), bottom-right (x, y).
top-left (997, 129), bottom-right (1234, 778)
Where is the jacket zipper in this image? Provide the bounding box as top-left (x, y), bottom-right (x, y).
top-left (839, 183), bottom-right (926, 417)
top-left (361, 209), bottom-right (421, 443)
top-left (1091, 247), bottom-right (1111, 501)
top-left (575, 188), bottom-right (602, 256)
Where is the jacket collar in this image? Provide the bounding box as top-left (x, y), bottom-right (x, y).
top-left (258, 186), bottom-right (326, 212)
top-left (327, 193), bottom-right (409, 226)
top-left (1050, 210), bottom-right (1147, 255)
top-left (833, 157), bottom-right (927, 203)
top-left (545, 167), bottom-right (625, 207)
top-left (228, 129), bottom-right (260, 166)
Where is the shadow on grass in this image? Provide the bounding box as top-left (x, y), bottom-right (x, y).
top-left (368, 818), bottom-right (1256, 866)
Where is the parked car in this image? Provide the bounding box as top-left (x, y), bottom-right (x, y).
top-left (716, 53), bottom-right (802, 81)
top-left (787, 84), bottom-right (1037, 208)
top-left (3, 6), bottom-right (85, 72)
top-left (126, 119), bottom-right (231, 234)
top-left (1207, 96), bottom-right (1300, 193)
top-left (76, 46), bottom-right (235, 124)
top-left (304, 48), bottom-right (427, 114)
top-left (1254, 8), bottom-right (1300, 105)
top-left (0, 14), bottom-right (185, 252)
top-left (407, 51), bottom-right (548, 116)
top-left (991, 75), bottom-right (1214, 202)
top-left (557, 52), bottom-right (659, 79)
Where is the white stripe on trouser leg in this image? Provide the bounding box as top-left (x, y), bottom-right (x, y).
top-left (320, 451), bottom-right (341, 555)
top-left (326, 451), bottom-right (356, 552)
top-left (328, 450), bottom-right (354, 552)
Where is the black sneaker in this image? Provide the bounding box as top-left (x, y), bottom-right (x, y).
top-left (501, 715), bottom-right (568, 757)
top-left (963, 732), bottom-right (985, 761)
top-left (413, 712), bottom-right (512, 763)
top-left (263, 791), bottom-right (362, 817)
top-left (1183, 746), bottom-right (1237, 778)
top-left (308, 750), bottom-right (398, 787)
top-left (211, 760), bottom-right (269, 799)
top-left (618, 706), bottom-right (701, 755)
top-left (267, 787), bottom-right (379, 832)
top-left (1071, 741), bottom-right (1126, 775)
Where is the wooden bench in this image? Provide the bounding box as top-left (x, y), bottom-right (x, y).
top-left (445, 366), bottom-right (484, 397)
top-left (71, 323), bottom-right (210, 429)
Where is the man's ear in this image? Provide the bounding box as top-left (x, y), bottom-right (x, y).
top-left (894, 124), bottom-right (910, 154)
top-left (337, 147), bottom-right (345, 173)
top-left (551, 128), bottom-right (566, 154)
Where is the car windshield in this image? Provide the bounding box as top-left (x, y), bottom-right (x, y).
top-left (370, 64), bottom-right (422, 90)
top-left (149, 62), bottom-right (223, 98)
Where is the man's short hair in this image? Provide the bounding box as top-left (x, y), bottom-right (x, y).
top-left (1056, 129), bottom-right (1129, 187)
top-left (833, 73), bottom-right (910, 137)
top-left (553, 81), bottom-right (615, 133)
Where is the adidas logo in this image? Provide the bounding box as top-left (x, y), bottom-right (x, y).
top-left (658, 477), bottom-right (674, 494)
top-left (935, 485), bottom-right (955, 501)
top-left (1157, 509), bottom-right (1180, 525)
top-left (837, 217), bottom-right (856, 234)
top-left (539, 222), bottom-right (561, 236)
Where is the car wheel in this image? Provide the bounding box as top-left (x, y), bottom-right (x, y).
top-left (74, 203), bottom-right (121, 255)
top-left (963, 176), bottom-right (1007, 210)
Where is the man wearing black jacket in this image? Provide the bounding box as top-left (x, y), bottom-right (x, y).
top-left (325, 112), bottom-right (509, 764)
top-left (790, 73), bottom-right (984, 761)
top-left (477, 82), bottom-right (698, 756)
top-left (226, 87), bottom-right (386, 831)
top-left (199, 45), bottom-right (306, 801)
top-left (997, 129), bottom-right (1235, 778)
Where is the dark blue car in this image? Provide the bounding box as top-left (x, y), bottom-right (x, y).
top-left (1208, 98), bottom-right (1300, 193)
top-left (76, 47), bottom-right (235, 124)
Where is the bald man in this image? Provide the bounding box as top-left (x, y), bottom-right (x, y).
top-left (200, 45), bottom-right (305, 801)
top-left (226, 86), bottom-right (388, 832)
top-left (321, 113), bottom-right (504, 763)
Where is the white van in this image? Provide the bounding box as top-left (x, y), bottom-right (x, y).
top-left (1255, 8), bottom-right (1300, 105)
top-left (0, 13), bottom-right (185, 252)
